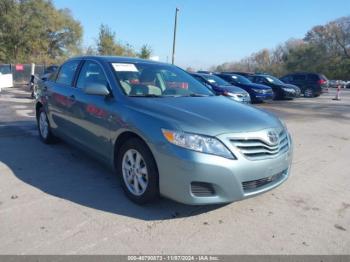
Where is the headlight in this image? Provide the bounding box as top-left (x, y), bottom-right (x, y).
top-left (226, 92), bottom-right (240, 97)
top-left (252, 88), bottom-right (265, 93)
top-left (162, 129), bottom-right (235, 159)
top-left (283, 88), bottom-right (295, 92)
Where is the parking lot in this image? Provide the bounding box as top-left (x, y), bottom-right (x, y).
top-left (0, 87), bottom-right (349, 254)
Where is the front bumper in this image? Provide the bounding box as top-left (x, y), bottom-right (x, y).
top-left (282, 89), bottom-right (297, 98)
top-left (253, 93), bottom-right (274, 101)
top-left (153, 131), bottom-right (293, 205)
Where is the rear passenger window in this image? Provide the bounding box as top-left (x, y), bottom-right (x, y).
top-left (294, 75), bottom-right (306, 81)
top-left (307, 74), bottom-right (319, 81)
top-left (56, 60), bottom-right (80, 86)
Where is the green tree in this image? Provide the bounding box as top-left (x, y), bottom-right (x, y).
top-left (97, 24), bottom-right (117, 55)
top-left (0, 0), bottom-right (82, 64)
top-left (138, 44), bottom-right (152, 59)
top-left (96, 24), bottom-right (137, 57)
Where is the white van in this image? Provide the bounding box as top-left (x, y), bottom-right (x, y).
top-left (0, 64), bottom-right (14, 92)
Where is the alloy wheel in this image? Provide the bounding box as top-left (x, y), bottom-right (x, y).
top-left (39, 111), bottom-right (49, 139)
top-left (122, 149), bottom-right (149, 196)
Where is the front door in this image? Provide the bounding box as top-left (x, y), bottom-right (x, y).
top-left (70, 60), bottom-right (114, 159)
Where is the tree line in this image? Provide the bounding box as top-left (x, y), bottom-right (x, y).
top-left (212, 16), bottom-right (350, 80)
top-left (0, 0), bottom-right (152, 64)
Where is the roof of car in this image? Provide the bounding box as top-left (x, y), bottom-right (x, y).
top-left (67, 55), bottom-right (170, 66)
top-left (254, 74), bottom-right (271, 77)
top-left (193, 72), bottom-right (214, 77)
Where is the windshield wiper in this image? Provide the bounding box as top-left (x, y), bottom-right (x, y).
top-left (129, 94), bottom-right (163, 98)
top-left (186, 93), bottom-right (212, 97)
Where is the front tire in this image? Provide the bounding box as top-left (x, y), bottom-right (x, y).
top-left (304, 88), bottom-right (314, 98)
top-left (37, 107), bottom-right (55, 144)
top-left (117, 138), bottom-right (159, 204)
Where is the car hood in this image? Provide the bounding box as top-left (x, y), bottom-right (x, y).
top-left (217, 85), bottom-right (248, 94)
top-left (126, 96), bottom-right (281, 136)
top-left (240, 82), bottom-right (271, 90)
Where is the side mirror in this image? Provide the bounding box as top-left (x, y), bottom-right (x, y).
top-left (83, 83), bottom-right (110, 96)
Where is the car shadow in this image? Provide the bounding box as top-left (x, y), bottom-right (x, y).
top-left (0, 121), bottom-right (226, 221)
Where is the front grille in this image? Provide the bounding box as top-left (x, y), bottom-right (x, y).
top-left (230, 130), bottom-right (289, 160)
top-left (191, 182), bottom-right (215, 197)
top-left (242, 170), bottom-right (286, 191)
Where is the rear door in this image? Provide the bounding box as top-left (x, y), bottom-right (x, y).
top-left (46, 60), bottom-right (81, 138)
top-left (291, 74), bottom-right (306, 92)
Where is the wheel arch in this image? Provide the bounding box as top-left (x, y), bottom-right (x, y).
top-left (113, 131), bottom-right (159, 174)
top-left (35, 102), bottom-right (43, 120)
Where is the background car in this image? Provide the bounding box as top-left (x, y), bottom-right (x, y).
top-left (224, 71), bottom-right (254, 79)
top-left (329, 80), bottom-right (338, 88)
top-left (251, 74), bottom-right (300, 100)
top-left (215, 73), bottom-right (274, 103)
top-left (280, 72), bottom-right (328, 97)
top-left (191, 73), bottom-right (251, 103)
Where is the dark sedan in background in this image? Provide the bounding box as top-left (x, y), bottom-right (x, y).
top-left (251, 74), bottom-right (300, 99)
top-left (191, 73), bottom-right (251, 103)
top-left (215, 73), bottom-right (274, 103)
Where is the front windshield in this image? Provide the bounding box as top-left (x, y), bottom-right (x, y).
top-left (201, 74), bottom-right (230, 86)
top-left (230, 74), bottom-right (252, 84)
top-left (265, 75), bottom-right (284, 85)
top-left (111, 62), bottom-right (214, 97)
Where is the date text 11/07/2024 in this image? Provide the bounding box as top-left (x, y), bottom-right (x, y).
top-left (127, 255), bottom-right (220, 261)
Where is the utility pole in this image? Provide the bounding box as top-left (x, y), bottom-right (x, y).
top-left (171, 7), bottom-right (179, 65)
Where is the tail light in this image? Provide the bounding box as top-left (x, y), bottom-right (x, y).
top-left (318, 79), bottom-right (327, 85)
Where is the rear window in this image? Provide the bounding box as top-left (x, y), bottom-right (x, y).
top-left (320, 74), bottom-right (328, 81)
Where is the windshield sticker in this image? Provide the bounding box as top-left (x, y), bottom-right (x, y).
top-left (207, 79), bottom-right (215, 83)
top-left (112, 63), bottom-right (138, 72)
top-left (266, 77), bottom-right (274, 82)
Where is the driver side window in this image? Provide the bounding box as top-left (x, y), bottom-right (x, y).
top-left (76, 61), bottom-right (108, 89)
top-left (255, 77), bottom-right (266, 84)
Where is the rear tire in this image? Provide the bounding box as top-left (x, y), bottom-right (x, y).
top-left (37, 107), bottom-right (55, 144)
top-left (304, 88), bottom-right (314, 98)
top-left (117, 138), bottom-right (159, 204)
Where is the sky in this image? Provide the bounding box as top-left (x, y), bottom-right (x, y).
top-left (53, 0), bottom-right (350, 69)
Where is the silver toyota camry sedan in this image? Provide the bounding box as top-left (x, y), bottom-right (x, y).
top-left (36, 56), bottom-right (293, 205)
